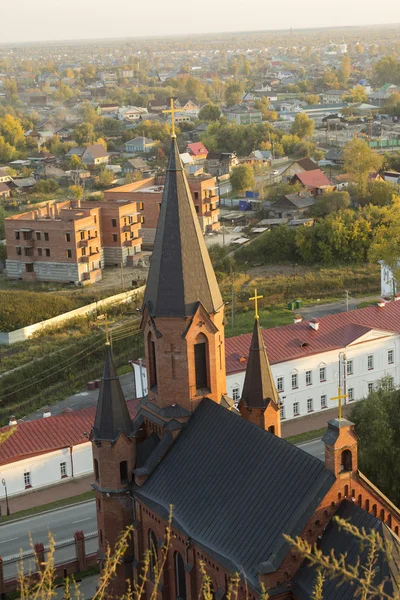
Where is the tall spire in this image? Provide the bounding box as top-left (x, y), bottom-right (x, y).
top-left (143, 137), bottom-right (223, 318)
top-left (240, 318), bottom-right (279, 409)
top-left (93, 344), bottom-right (133, 441)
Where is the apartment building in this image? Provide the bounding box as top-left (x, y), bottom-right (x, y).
top-left (5, 199), bottom-right (142, 284)
top-left (104, 173), bottom-right (220, 248)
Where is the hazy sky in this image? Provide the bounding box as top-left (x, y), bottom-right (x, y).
top-left (3, 0), bottom-right (400, 44)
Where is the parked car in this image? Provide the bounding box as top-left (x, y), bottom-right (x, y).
top-left (318, 160), bottom-right (336, 167)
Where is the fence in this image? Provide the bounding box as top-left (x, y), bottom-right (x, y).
top-left (0, 286), bottom-right (145, 346)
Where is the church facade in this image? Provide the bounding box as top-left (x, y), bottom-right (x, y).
top-left (92, 136), bottom-right (400, 599)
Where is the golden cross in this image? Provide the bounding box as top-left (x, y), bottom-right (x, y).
top-left (331, 386), bottom-right (348, 420)
top-left (162, 97), bottom-right (177, 138)
top-left (97, 314), bottom-right (114, 345)
top-left (249, 288), bottom-right (263, 320)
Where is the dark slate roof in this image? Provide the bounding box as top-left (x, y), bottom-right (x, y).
top-left (240, 318), bottom-right (279, 408)
top-left (92, 344), bottom-right (134, 441)
top-left (143, 137), bottom-right (223, 317)
top-left (293, 500), bottom-right (400, 600)
top-left (136, 399), bottom-right (335, 589)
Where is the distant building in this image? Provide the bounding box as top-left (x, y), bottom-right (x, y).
top-left (224, 104), bottom-right (262, 125)
top-left (291, 169), bottom-right (332, 195)
top-left (206, 151), bottom-right (239, 176)
top-left (124, 137), bottom-right (157, 153)
top-left (67, 144), bottom-right (109, 167)
top-left (269, 191), bottom-right (316, 219)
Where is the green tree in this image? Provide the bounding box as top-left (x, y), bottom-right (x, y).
top-left (68, 185), bottom-right (84, 200)
top-left (225, 83), bottom-right (243, 106)
top-left (310, 191), bottom-right (351, 217)
top-left (368, 197), bottom-right (400, 284)
top-left (373, 55), bottom-right (400, 86)
top-left (230, 164), bottom-right (255, 193)
top-left (33, 179), bottom-right (59, 194)
top-left (343, 138), bottom-right (383, 195)
top-left (198, 104), bottom-right (221, 122)
top-left (69, 153), bottom-right (83, 170)
top-left (97, 169), bottom-right (114, 188)
top-left (73, 122), bottom-right (95, 145)
top-left (0, 114), bottom-right (25, 148)
top-left (322, 69), bottom-right (340, 89)
top-left (0, 136), bottom-right (18, 162)
top-left (291, 113), bottom-right (315, 139)
top-left (350, 382), bottom-right (400, 506)
top-left (338, 56), bottom-right (351, 86)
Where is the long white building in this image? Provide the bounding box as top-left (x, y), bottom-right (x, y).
top-left (133, 299), bottom-right (400, 421)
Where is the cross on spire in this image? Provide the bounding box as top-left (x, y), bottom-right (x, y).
top-left (331, 386), bottom-right (348, 420)
top-left (162, 97), bottom-right (177, 138)
top-left (97, 314), bottom-right (114, 346)
top-left (249, 289), bottom-right (263, 320)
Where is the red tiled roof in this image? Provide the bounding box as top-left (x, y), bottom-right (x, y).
top-left (225, 301), bottom-right (400, 375)
top-left (0, 399), bottom-right (138, 465)
top-left (187, 142), bottom-right (208, 156)
top-left (294, 169), bottom-right (331, 188)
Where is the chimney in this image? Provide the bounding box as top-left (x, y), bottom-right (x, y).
top-left (293, 314), bottom-right (303, 324)
top-left (76, 198), bottom-right (81, 208)
top-left (9, 415), bottom-right (17, 426)
top-left (46, 202), bottom-right (51, 217)
top-left (309, 318), bottom-right (319, 331)
top-left (43, 407), bottom-right (51, 418)
top-left (377, 299), bottom-right (386, 308)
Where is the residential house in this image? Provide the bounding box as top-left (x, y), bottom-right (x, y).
top-left (324, 148), bottom-right (345, 165)
top-left (268, 191), bottom-right (316, 219)
top-left (0, 182), bottom-right (11, 200)
top-left (187, 142), bottom-right (208, 161)
top-left (291, 169), bottom-right (332, 195)
top-left (321, 90), bottom-right (346, 104)
top-left (368, 84), bottom-right (398, 108)
top-left (206, 152), bottom-right (239, 176)
top-left (97, 103), bottom-right (120, 116)
top-left (121, 157), bottom-right (151, 177)
top-left (124, 137), bottom-right (157, 153)
top-left (0, 168), bottom-right (13, 184)
top-left (224, 104), bottom-right (262, 125)
top-left (280, 157), bottom-right (319, 182)
top-left (176, 98), bottom-right (200, 116)
top-left (67, 144), bottom-right (109, 167)
top-left (147, 100), bottom-right (167, 113)
top-left (118, 106), bottom-right (149, 122)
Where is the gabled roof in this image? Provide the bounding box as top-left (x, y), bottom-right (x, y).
top-left (240, 318), bottom-right (279, 408)
top-left (0, 182), bottom-right (10, 193)
top-left (293, 169), bottom-right (331, 188)
top-left (0, 399), bottom-right (138, 465)
top-left (296, 157), bottom-right (319, 171)
top-left (225, 302), bottom-right (400, 374)
top-left (142, 138), bottom-right (223, 318)
top-left (84, 144), bottom-right (109, 159)
top-left (137, 398), bottom-right (335, 589)
top-left (92, 344), bottom-right (134, 441)
top-left (293, 500), bottom-right (400, 599)
top-left (187, 142), bottom-right (208, 156)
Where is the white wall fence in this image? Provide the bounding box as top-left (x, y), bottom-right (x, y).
top-left (0, 286), bottom-right (145, 346)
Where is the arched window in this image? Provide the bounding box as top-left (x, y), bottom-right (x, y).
top-left (148, 529), bottom-right (158, 582)
top-left (148, 333), bottom-right (157, 390)
top-left (194, 334), bottom-right (208, 390)
top-left (174, 552), bottom-right (186, 600)
top-left (341, 449), bottom-right (352, 472)
top-left (120, 461), bottom-right (128, 484)
top-left (94, 459), bottom-right (99, 482)
top-left (358, 494), bottom-right (362, 507)
top-left (372, 504), bottom-right (377, 517)
top-left (344, 485), bottom-right (349, 497)
top-left (380, 509), bottom-right (385, 521)
top-left (268, 425), bottom-right (275, 435)
top-left (365, 499), bottom-right (370, 512)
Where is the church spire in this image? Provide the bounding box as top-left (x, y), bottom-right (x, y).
top-left (142, 136), bottom-right (223, 318)
top-left (93, 344), bottom-right (133, 441)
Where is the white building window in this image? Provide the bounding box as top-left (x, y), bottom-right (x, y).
top-left (321, 395), bottom-right (327, 409)
top-left (24, 472), bottom-right (31, 488)
top-left (232, 387), bottom-right (240, 402)
top-left (347, 360), bottom-right (353, 375)
top-left (277, 376), bottom-right (284, 392)
top-left (280, 405), bottom-right (285, 420)
top-left (388, 349), bottom-right (394, 365)
top-left (291, 373), bottom-right (298, 390)
top-left (367, 355), bottom-right (374, 370)
top-left (348, 388), bottom-right (354, 402)
top-left (319, 367), bottom-right (326, 382)
top-left (306, 371), bottom-right (312, 386)
top-left (368, 382), bottom-right (374, 394)
top-left (60, 462), bottom-right (67, 477)
top-left (293, 401), bottom-right (300, 416)
top-left (388, 376), bottom-right (394, 390)
top-left (307, 398), bottom-right (313, 412)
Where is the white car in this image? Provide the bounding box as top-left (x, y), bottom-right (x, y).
top-left (271, 169), bottom-right (279, 176)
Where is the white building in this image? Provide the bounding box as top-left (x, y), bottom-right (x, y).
top-left (0, 400), bottom-right (136, 500)
top-left (380, 261), bottom-right (398, 298)
top-left (133, 300), bottom-right (400, 422)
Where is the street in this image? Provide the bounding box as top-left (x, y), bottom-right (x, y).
top-left (1, 501), bottom-right (97, 579)
top-left (296, 438), bottom-right (325, 461)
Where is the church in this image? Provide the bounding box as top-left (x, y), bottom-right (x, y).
top-left (91, 131), bottom-right (400, 599)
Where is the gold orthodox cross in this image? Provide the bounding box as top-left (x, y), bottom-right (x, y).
top-left (162, 97), bottom-right (177, 138)
top-left (164, 343), bottom-right (181, 379)
top-left (97, 314), bottom-right (114, 345)
top-left (249, 289), bottom-right (263, 320)
top-left (331, 387), bottom-right (348, 420)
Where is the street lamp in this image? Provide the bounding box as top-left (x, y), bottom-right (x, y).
top-left (2, 477), bottom-right (10, 516)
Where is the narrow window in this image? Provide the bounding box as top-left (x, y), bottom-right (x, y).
top-left (319, 366), bottom-right (326, 382)
top-left (66, 249), bottom-right (72, 258)
top-left (38, 248), bottom-right (42, 256)
top-left (148, 333), bottom-right (157, 389)
top-left (367, 355), bottom-right (374, 370)
top-left (112, 233), bottom-right (118, 242)
top-left (15, 231), bottom-right (20, 240)
top-left (388, 349), bottom-right (394, 364)
top-left (368, 382), bottom-right (374, 394)
top-left (348, 388), bottom-right (354, 401)
top-left (112, 218), bottom-right (117, 227)
top-left (307, 398), bottom-right (313, 412)
top-left (65, 232), bottom-right (71, 242)
top-left (60, 462), bottom-right (67, 477)
top-left (232, 387), bottom-right (240, 401)
top-left (174, 552), bottom-right (187, 600)
top-left (94, 458), bottom-right (99, 482)
top-left (291, 373), bottom-right (298, 389)
top-left (306, 370), bottom-right (312, 386)
top-left (45, 248), bottom-right (50, 257)
top-left (24, 472), bottom-right (31, 488)
top-left (347, 360), bottom-right (353, 375)
top-left (280, 405), bottom-right (285, 419)
top-left (321, 395), bottom-right (327, 409)
top-left (44, 232), bottom-right (49, 241)
top-left (277, 376), bottom-right (284, 392)
top-left (120, 460), bottom-right (128, 484)
top-left (36, 232), bottom-right (41, 241)
top-left (341, 449), bottom-right (352, 472)
top-left (293, 401), bottom-right (300, 416)
top-left (16, 246), bottom-right (22, 255)
top-left (194, 335), bottom-right (208, 390)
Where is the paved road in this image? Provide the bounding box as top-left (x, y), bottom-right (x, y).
top-left (0, 501), bottom-right (97, 578)
top-left (298, 295), bottom-right (378, 320)
top-left (297, 438), bottom-right (325, 461)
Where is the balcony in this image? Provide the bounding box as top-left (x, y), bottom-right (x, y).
top-left (79, 239), bottom-right (89, 248)
top-left (124, 239), bottom-right (140, 247)
top-left (80, 255), bottom-right (89, 263)
top-left (122, 224), bottom-right (135, 232)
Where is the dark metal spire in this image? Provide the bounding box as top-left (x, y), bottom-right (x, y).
top-left (240, 318), bottom-right (279, 409)
top-left (143, 137), bottom-right (223, 318)
top-left (92, 344), bottom-right (133, 441)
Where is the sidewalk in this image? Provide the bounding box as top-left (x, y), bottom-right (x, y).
top-left (281, 404), bottom-right (351, 438)
top-left (0, 474), bottom-right (94, 517)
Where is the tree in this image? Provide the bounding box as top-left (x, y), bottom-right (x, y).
top-left (305, 94), bottom-right (320, 105)
top-left (0, 114), bottom-right (25, 148)
top-left (343, 85), bottom-right (368, 104)
top-left (73, 122), bottom-right (95, 145)
top-left (291, 113), bottom-right (315, 139)
top-left (69, 153), bottom-right (83, 170)
top-left (97, 169), bottom-right (114, 188)
top-left (338, 56), bottom-right (351, 86)
top-left (198, 104), bottom-right (221, 122)
top-left (369, 197), bottom-right (400, 284)
top-left (373, 55), bottom-right (400, 86)
top-left (310, 191), bottom-right (351, 217)
top-left (322, 69), bottom-right (340, 89)
top-left (230, 164), bottom-right (255, 193)
top-left (68, 185), bottom-right (84, 200)
top-left (0, 135), bottom-right (18, 162)
top-left (350, 382), bottom-right (400, 506)
top-left (343, 138), bottom-right (383, 195)
top-left (33, 179), bottom-right (59, 194)
top-left (225, 83), bottom-right (243, 106)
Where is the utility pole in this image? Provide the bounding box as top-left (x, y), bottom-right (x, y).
top-left (120, 260), bottom-right (125, 292)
